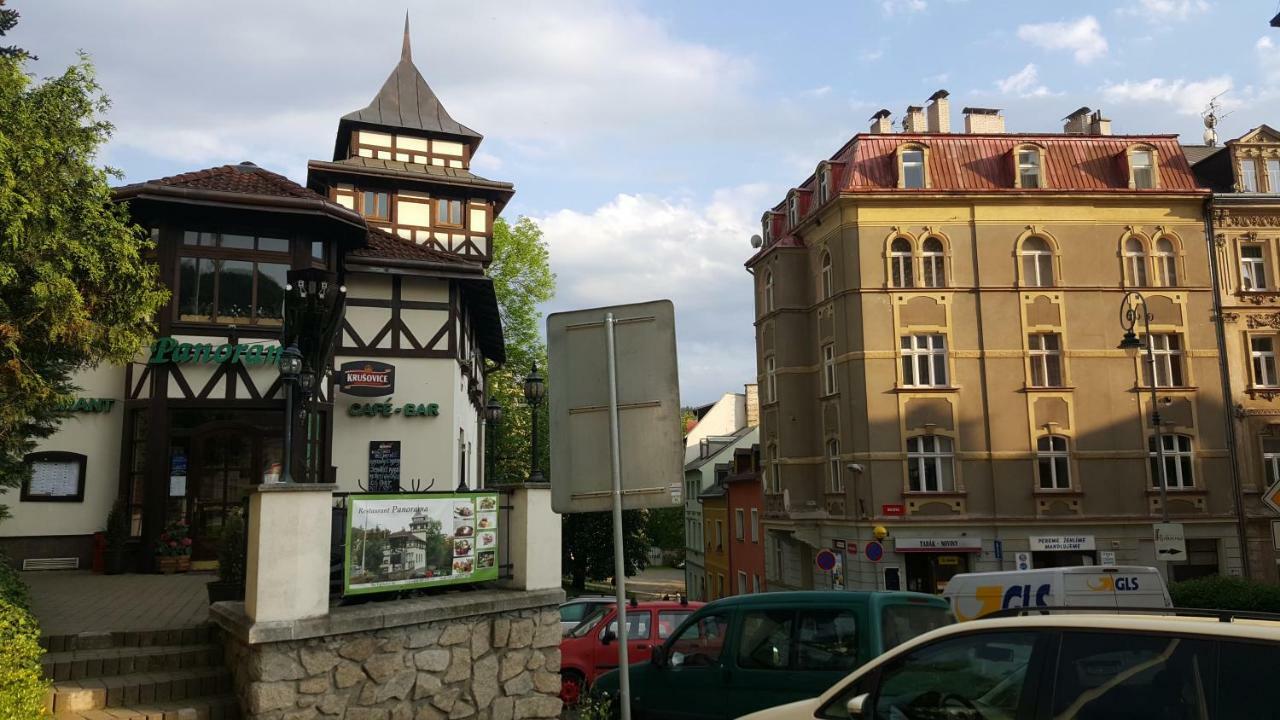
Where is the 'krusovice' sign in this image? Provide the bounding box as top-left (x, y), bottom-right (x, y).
top-left (338, 361), bottom-right (396, 396)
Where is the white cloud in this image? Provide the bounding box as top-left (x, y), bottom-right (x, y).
top-left (1017, 16), bottom-right (1108, 64)
top-left (861, 48), bottom-right (885, 62)
top-left (881, 0), bottom-right (927, 15)
top-left (1101, 75), bottom-right (1235, 115)
top-left (1258, 36), bottom-right (1280, 86)
top-left (802, 86), bottom-right (833, 98)
top-left (1118, 0), bottom-right (1210, 22)
top-left (535, 184), bottom-right (776, 404)
top-left (996, 64), bottom-right (1054, 98)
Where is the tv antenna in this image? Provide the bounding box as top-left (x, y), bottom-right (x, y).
top-left (1202, 93), bottom-right (1233, 147)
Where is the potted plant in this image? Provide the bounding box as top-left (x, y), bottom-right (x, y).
top-left (155, 519), bottom-right (192, 573)
top-left (104, 500), bottom-right (129, 575)
top-left (207, 510), bottom-right (246, 603)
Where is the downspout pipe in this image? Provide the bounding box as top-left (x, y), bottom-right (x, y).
top-left (1205, 196), bottom-right (1252, 579)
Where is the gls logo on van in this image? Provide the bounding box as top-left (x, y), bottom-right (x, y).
top-left (953, 583), bottom-right (1051, 621)
top-left (1087, 576), bottom-right (1141, 592)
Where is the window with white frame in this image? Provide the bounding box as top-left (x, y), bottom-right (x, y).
top-left (750, 508), bottom-right (759, 542)
top-left (753, 574), bottom-right (761, 593)
top-left (1241, 158), bottom-right (1260, 192)
top-left (1124, 237), bottom-right (1148, 287)
top-left (890, 238), bottom-right (914, 288)
top-left (827, 439), bottom-right (843, 493)
top-left (735, 508), bottom-right (745, 540)
top-left (818, 167), bottom-right (830, 203)
top-left (772, 536), bottom-right (783, 579)
top-left (788, 195), bottom-right (799, 226)
top-left (765, 355), bottom-right (777, 402)
top-left (901, 334), bottom-right (948, 387)
top-left (1142, 334), bottom-right (1184, 387)
top-left (1036, 435), bottom-right (1070, 490)
top-left (1269, 159), bottom-right (1280, 193)
top-left (822, 343), bottom-right (837, 395)
top-left (820, 251), bottom-right (833, 300)
top-left (1241, 245), bottom-right (1267, 291)
top-left (1253, 337), bottom-right (1278, 387)
top-left (1028, 333), bottom-right (1063, 387)
top-left (767, 443), bottom-right (780, 494)
top-left (1020, 237), bottom-right (1054, 287)
top-left (921, 237), bottom-right (945, 288)
top-left (715, 519), bottom-right (723, 549)
top-left (738, 571), bottom-right (747, 595)
top-left (1149, 434), bottom-right (1194, 489)
top-left (1130, 149), bottom-right (1155, 189)
top-left (1154, 237), bottom-right (1178, 287)
top-left (901, 148), bottom-right (925, 189)
top-left (907, 435), bottom-right (955, 492)
top-left (1017, 148), bottom-right (1042, 189)
top-left (764, 270), bottom-right (776, 311)
top-left (1263, 436), bottom-right (1280, 485)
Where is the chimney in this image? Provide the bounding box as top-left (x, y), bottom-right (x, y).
top-left (926, 90), bottom-right (951, 133)
top-left (1063, 106), bottom-right (1092, 134)
top-left (1089, 109), bottom-right (1112, 136)
top-left (869, 109), bottom-right (893, 134)
top-left (962, 107), bottom-right (1005, 134)
top-left (903, 106), bottom-right (926, 133)
top-left (744, 384), bottom-right (759, 428)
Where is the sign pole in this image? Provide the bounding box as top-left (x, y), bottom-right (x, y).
top-left (605, 312), bottom-right (632, 720)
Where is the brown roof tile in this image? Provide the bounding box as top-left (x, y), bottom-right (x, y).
top-left (129, 162), bottom-right (327, 200)
top-left (348, 226), bottom-right (483, 268)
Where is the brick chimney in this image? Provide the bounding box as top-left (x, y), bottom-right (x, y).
top-left (903, 106), bottom-right (927, 133)
top-left (1063, 106), bottom-right (1091, 134)
top-left (744, 383), bottom-right (759, 428)
top-left (1089, 109), bottom-right (1112, 136)
top-left (869, 109), bottom-right (893, 134)
top-left (926, 90), bottom-right (950, 133)
top-left (962, 107), bottom-right (1005, 133)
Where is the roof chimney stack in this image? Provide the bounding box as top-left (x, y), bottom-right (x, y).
top-left (962, 107), bottom-right (1005, 134)
top-left (926, 90), bottom-right (951, 133)
top-left (1063, 107), bottom-right (1091, 134)
top-left (869, 109), bottom-right (893, 134)
top-left (1088, 109), bottom-right (1112, 136)
top-left (903, 106), bottom-right (927, 133)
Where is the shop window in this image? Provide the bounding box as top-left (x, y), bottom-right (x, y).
top-left (907, 435), bottom-right (955, 492)
top-left (1020, 236), bottom-right (1055, 287)
top-left (436, 198), bottom-right (464, 227)
top-left (1252, 336), bottom-right (1279, 387)
top-left (1028, 333), bottom-right (1063, 387)
top-left (1149, 434), bottom-right (1194, 489)
top-left (921, 237), bottom-right (945, 288)
top-left (1123, 237), bottom-right (1149, 287)
top-left (901, 334), bottom-right (948, 387)
top-left (890, 238), bottom-right (914, 288)
top-left (1241, 244), bottom-right (1268, 290)
top-left (125, 409), bottom-right (148, 537)
top-left (1036, 435), bottom-right (1070, 490)
top-left (1142, 334), bottom-right (1184, 387)
top-left (176, 231), bottom-right (291, 326)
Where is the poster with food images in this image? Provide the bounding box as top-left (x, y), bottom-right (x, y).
top-left (344, 492), bottom-right (500, 595)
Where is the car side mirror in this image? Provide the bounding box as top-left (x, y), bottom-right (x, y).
top-left (846, 693), bottom-right (868, 718)
top-left (602, 629), bottom-right (617, 645)
top-left (651, 645), bottom-right (667, 668)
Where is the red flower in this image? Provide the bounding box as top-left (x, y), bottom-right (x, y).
top-left (160, 532), bottom-right (170, 541)
top-left (168, 541), bottom-right (178, 548)
top-left (181, 537), bottom-right (192, 546)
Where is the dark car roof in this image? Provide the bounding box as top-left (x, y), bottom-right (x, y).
top-left (702, 590), bottom-right (947, 609)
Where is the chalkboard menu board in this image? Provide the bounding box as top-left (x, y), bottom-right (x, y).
top-left (368, 441), bottom-right (401, 492)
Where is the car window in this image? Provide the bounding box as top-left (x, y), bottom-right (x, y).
top-left (569, 605), bottom-right (611, 638)
top-left (658, 610), bottom-right (693, 640)
top-left (881, 603), bottom-right (954, 651)
top-left (819, 673), bottom-right (876, 720)
top-left (796, 609), bottom-right (859, 671)
top-left (738, 610), bottom-right (793, 670)
top-left (1216, 639), bottom-right (1280, 717)
top-left (604, 611), bottom-right (651, 641)
top-left (561, 603), bottom-right (590, 623)
top-left (1051, 631), bottom-right (1214, 720)
top-left (873, 631), bottom-right (1037, 720)
top-left (668, 612), bottom-right (730, 668)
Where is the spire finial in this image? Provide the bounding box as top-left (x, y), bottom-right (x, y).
top-left (402, 12), bottom-right (411, 63)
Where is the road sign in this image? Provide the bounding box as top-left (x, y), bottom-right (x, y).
top-left (1014, 552), bottom-right (1032, 571)
top-left (816, 549), bottom-right (837, 571)
top-left (865, 541), bottom-right (884, 563)
top-left (846, 542), bottom-right (858, 556)
top-left (1264, 482), bottom-right (1280, 514)
top-left (993, 539), bottom-right (1004, 560)
top-left (1099, 550), bottom-right (1117, 566)
top-left (547, 301), bottom-right (682, 514)
top-left (1154, 522), bottom-right (1187, 560)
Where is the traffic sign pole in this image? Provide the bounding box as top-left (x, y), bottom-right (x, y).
top-left (605, 313), bottom-right (632, 720)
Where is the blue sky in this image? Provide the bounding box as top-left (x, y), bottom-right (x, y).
top-left (11, 0), bottom-right (1280, 404)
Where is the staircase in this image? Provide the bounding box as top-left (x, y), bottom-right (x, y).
top-left (41, 625), bottom-right (240, 720)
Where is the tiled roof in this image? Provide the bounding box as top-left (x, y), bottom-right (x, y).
top-left (120, 162), bottom-right (327, 200)
top-left (348, 226), bottom-right (483, 269)
top-left (1182, 144), bottom-right (1224, 165)
top-left (311, 157), bottom-right (514, 190)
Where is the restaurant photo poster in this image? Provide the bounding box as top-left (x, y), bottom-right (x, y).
top-left (344, 492), bottom-right (501, 595)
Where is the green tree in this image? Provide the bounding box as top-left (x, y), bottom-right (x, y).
top-left (562, 510), bottom-right (650, 590)
top-left (645, 507), bottom-right (685, 561)
top-left (0, 18), bottom-right (168, 519)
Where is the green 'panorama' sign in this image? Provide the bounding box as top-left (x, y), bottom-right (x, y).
top-left (148, 336), bottom-right (282, 366)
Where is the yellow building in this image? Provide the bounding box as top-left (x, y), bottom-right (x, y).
top-left (700, 479), bottom-right (730, 600)
top-left (747, 98), bottom-right (1244, 593)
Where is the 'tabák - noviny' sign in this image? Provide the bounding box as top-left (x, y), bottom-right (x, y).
top-left (148, 337), bottom-right (281, 366)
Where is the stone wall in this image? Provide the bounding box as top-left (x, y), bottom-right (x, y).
top-left (213, 588), bottom-right (565, 720)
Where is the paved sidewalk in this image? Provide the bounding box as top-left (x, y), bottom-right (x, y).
top-left (23, 571), bottom-right (214, 635)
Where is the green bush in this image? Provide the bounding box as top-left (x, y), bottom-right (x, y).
top-left (218, 510), bottom-right (246, 585)
top-left (0, 598), bottom-right (48, 719)
top-left (1170, 575), bottom-right (1280, 613)
top-left (0, 553), bottom-right (28, 610)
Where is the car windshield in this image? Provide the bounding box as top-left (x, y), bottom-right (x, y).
top-left (881, 602), bottom-right (954, 651)
top-left (569, 604), bottom-right (612, 638)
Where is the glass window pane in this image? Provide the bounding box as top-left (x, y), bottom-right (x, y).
top-left (183, 231), bottom-right (215, 246)
top-left (256, 263), bottom-right (288, 326)
top-left (1242, 159), bottom-right (1259, 192)
top-left (311, 241), bottom-right (326, 261)
top-left (178, 257), bottom-right (215, 322)
top-left (874, 632), bottom-right (1037, 718)
top-left (217, 260), bottom-right (254, 322)
top-left (1052, 632), bottom-right (1214, 719)
top-left (220, 234), bottom-right (254, 249)
top-left (880, 604), bottom-right (952, 652)
top-left (794, 609), bottom-right (859, 671)
top-left (738, 610), bottom-right (794, 670)
top-left (669, 613), bottom-right (730, 667)
top-left (657, 611), bottom-right (693, 640)
top-left (258, 236), bottom-right (289, 253)
top-left (1218, 641), bottom-right (1280, 716)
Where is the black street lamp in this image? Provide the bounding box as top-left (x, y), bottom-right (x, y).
top-left (485, 397), bottom-right (503, 487)
top-left (279, 344), bottom-right (303, 484)
top-left (1118, 292), bottom-right (1169, 523)
top-left (523, 362), bottom-right (546, 484)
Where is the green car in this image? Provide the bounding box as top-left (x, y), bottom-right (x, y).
top-left (590, 591), bottom-right (953, 720)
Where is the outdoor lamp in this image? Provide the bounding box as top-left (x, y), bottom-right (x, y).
top-left (279, 344), bottom-right (303, 379)
top-left (1118, 329), bottom-right (1143, 358)
top-left (278, 344), bottom-right (303, 484)
top-left (522, 362), bottom-right (546, 405)
top-left (485, 397), bottom-right (503, 424)
top-left (524, 362), bottom-right (546, 484)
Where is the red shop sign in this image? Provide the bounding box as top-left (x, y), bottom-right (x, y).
top-left (882, 504), bottom-right (906, 516)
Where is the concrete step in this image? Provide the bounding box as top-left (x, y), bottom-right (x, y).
top-left (47, 666), bottom-right (232, 714)
top-left (42, 643), bottom-right (221, 682)
top-left (50, 693), bottom-right (240, 720)
top-left (41, 625), bottom-right (215, 653)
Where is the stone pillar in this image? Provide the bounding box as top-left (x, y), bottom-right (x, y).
top-left (245, 484), bottom-right (332, 623)
top-left (497, 483), bottom-right (561, 591)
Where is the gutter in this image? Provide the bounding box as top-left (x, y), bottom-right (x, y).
top-left (114, 185), bottom-right (366, 229)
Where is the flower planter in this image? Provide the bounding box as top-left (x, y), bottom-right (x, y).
top-left (157, 556), bottom-right (180, 574)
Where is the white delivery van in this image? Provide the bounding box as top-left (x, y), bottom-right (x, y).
top-left (943, 566), bottom-right (1171, 621)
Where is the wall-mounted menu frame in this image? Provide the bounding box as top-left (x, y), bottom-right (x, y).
top-left (344, 492), bottom-right (500, 595)
top-left (21, 451), bottom-right (87, 502)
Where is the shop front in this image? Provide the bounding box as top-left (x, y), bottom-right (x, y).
top-left (894, 537), bottom-right (983, 594)
top-left (1029, 534), bottom-right (1096, 569)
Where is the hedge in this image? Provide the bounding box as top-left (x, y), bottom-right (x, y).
top-left (1169, 574), bottom-right (1280, 613)
top-left (0, 598), bottom-right (47, 719)
top-left (0, 553), bottom-right (28, 610)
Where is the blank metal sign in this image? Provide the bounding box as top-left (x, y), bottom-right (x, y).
top-left (547, 300), bottom-right (682, 514)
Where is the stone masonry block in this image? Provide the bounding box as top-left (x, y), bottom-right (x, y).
top-left (415, 648), bottom-right (451, 672)
top-left (492, 619), bottom-right (510, 648)
top-left (472, 653), bottom-right (500, 709)
top-left (299, 646), bottom-right (341, 676)
top-left (507, 620), bottom-right (535, 649)
top-left (340, 637), bottom-right (378, 662)
top-left (439, 624), bottom-right (471, 646)
top-left (365, 652), bottom-right (407, 684)
top-left (500, 651), bottom-right (531, 682)
top-left (248, 681), bottom-right (298, 714)
top-left (445, 646), bottom-right (472, 683)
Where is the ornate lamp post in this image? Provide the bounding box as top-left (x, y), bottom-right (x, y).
top-left (1118, 292), bottom-right (1169, 523)
top-left (484, 397), bottom-right (503, 487)
top-left (278, 344), bottom-right (303, 484)
top-left (523, 362), bottom-right (547, 483)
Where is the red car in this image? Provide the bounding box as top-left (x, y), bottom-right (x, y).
top-left (559, 599), bottom-right (703, 705)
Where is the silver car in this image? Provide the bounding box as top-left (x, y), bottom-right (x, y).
top-left (558, 596), bottom-right (614, 634)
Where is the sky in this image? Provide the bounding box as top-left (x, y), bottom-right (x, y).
top-left (11, 0), bottom-right (1280, 405)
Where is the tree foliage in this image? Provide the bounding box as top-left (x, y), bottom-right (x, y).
top-left (562, 510), bottom-right (650, 590)
top-left (0, 25), bottom-right (168, 519)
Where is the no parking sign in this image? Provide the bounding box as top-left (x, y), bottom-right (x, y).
top-left (865, 541), bottom-right (884, 563)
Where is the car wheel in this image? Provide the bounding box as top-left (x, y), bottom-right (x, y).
top-left (560, 670), bottom-right (587, 707)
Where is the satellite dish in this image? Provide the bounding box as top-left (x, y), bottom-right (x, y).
top-left (750, 234), bottom-right (763, 248)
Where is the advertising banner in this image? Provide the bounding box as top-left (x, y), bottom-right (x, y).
top-left (344, 492), bottom-right (500, 595)
top-left (339, 361), bottom-right (396, 397)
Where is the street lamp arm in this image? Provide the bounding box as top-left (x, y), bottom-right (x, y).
top-left (1119, 291), bottom-right (1169, 524)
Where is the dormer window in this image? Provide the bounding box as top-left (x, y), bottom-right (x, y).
top-left (1129, 147), bottom-right (1157, 189)
top-left (762, 216), bottom-right (773, 245)
top-left (901, 148), bottom-right (925, 189)
top-left (1016, 146), bottom-right (1043, 189)
top-left (818, 166), bottom-right (831, 203)
top-left (1268, 159), bottom-right (1280, 193)
top-left (1241, 158), bottom-right (1260, 192)
top-left (788, 194), bottom-right (799, 226)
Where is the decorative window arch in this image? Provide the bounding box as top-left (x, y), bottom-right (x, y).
top-left (764, 270), bottom-right (775, 313)
top-left (1036, 435), bottom-right (1070, 490)
top-left (889, 236), bottom-right (914, 288)
top-left (921, 236), bottom-right (946, 288)
top-left (1127, 144), bottom-right (1159, 189)
top-left (906, 434), bottom-right (954, 492)
top-left (1014, 144), bottom-right (1046, 189)
top-left (820, 250), bottom-right (833, 300)
top-left (896, 143), bottom-right (929, 189)
top-left (1153, 233), bottom-right (1180, 287)
top-left (1122, 235), bottom-right (1149, 287)
top-left (1018, 233), bottom-right (1057, 287)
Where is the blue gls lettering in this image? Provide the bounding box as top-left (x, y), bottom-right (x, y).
top-left (1002, 583), bottom-right (1052, 609)
top-left (1115, 577), bottom-right (1140, 591)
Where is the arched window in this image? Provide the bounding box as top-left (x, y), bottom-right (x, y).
top-left (890, 238), bottom-right (914, 288)
top-left (907, 435), bottom-right (954, 492)
top-left (921, 237), bottom-right (945, 288)
top-left (1020, 237), bottom-right (1054, 287)
top-left (818, 165), bottom-right (831, 203)
top-left (1036, 435), bottom-right (1070, 490)
top-left (1149, 434), bottom-right (1194, 489)
top-left (1124, 237), bottom-right (1149, 287)
top-left (764, 271), bottom-right (775, 312)
top-left (827, 439), bottom-right (843, 493)
top-left (1154, 237), bottom-right (1178, 287)
top-left (820, 251), bottom-right (833, 300)
top-left (788, 194), bottom-right (799, 227)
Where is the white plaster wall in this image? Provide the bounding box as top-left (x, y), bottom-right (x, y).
top-left (685, 393), bottom-right (746, 449)
top-left (0, 363), bottom-right (126, 538)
